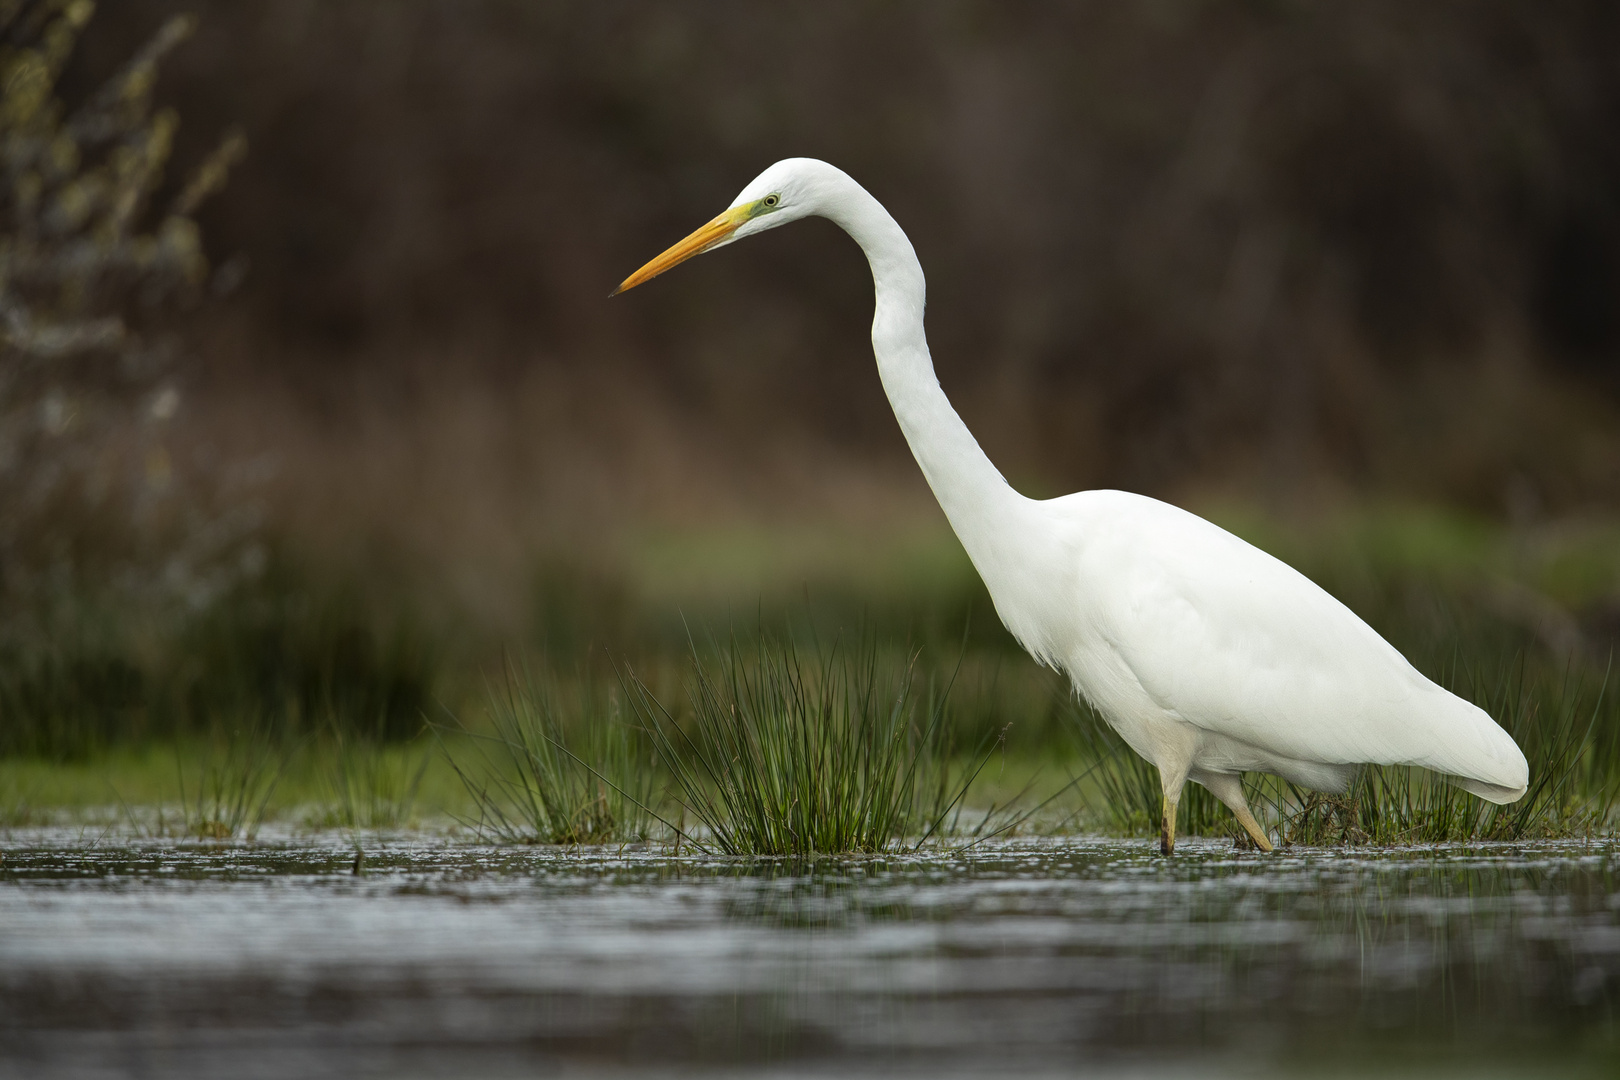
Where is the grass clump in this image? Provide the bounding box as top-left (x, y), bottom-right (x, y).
top-left (306, 728), bottom-right (430, 831)
top-left (173, 721), bottom-right (285, 840)
top-left (447, 668), bottom-right (655, 845)
top-left (627, 633), bottom-right (987, 857)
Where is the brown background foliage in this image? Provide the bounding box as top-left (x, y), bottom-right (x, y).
top-left (54, 2), bottom-right (1620, 593)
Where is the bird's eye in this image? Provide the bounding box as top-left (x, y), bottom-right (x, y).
top-left (762, 193), bottom-right (781, 208)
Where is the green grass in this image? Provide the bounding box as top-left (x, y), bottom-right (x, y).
top-left (627, 632), bottom-right (1000, 856)
top-left (443, 666), bottom-right (657, 844)
top-left (3, 506), bottom-right (1619, 849)
top-left (173, 719), bottom-right (286, 840)
top-left (0, 737), bottom-right (472, 833)
top-left (304, 730), bottom-right (431, 831)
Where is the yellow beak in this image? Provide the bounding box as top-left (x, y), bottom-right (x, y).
top-left (613, 205), bottom-right (750, 295)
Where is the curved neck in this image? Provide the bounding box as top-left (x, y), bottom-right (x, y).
top-left (819, 178), bottom-right (1025, 561)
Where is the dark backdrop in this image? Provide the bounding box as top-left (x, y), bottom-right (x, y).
top-left (64, 1), bottom-right (1620, 522)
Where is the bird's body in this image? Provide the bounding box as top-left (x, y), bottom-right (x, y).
top-left (978, 489), bottom-right (1524, 802)
top-left (616, 157), bottom-right (1529, 852)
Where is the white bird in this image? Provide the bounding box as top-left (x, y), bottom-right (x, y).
top-left (615, 158), bottom-right (1529, 854)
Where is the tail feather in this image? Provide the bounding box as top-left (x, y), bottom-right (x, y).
top-left (1410, 693), bottom-right (1529, 805)
top-left (1451, 775), bottom-right (1528, 805)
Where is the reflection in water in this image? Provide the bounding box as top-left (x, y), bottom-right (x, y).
top-left (1, 834), bottom-right (1617, 1077)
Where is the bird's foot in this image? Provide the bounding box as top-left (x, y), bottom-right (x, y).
top-left (1232, 808), bottom-right (1275, 853)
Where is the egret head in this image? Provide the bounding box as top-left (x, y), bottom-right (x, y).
top-left (613, 158), bottom-right (823, 295)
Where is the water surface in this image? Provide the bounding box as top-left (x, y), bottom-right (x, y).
top-left (3, 833), bottom-right (1617, 1077)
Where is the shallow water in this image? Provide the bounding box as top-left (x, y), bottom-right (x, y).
top-left (3, 832), bottom-right (1618, 1078)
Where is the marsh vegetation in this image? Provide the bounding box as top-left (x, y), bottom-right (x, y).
top-left (4, 509), bottom-right (1617, 853)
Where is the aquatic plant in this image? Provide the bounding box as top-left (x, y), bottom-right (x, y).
top-left (174, 719), bottom-right (284, 839)
top-left (307, 726), bottom-right (429, 831)
top-left (446, 666), bottom-right (656, 845)
top-left (625, 632), bottom-right (990, 856)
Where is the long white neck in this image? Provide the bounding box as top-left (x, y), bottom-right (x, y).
top-left (817, 175), bottom-right (1028, 574)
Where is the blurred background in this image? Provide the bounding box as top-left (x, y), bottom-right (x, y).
top-left (5, 0), bottom-right (1620, 755)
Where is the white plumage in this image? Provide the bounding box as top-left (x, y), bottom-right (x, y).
top-left (616, 157), bottom-right (1529, 853)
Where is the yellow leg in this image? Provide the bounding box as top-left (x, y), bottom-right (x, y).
top-left (1201, 772), bottom-right (1275, 853)
top-left (1155, 740), bottom-right (1196, 858)
top-left (1230, 803), bottom-right (1275, 852)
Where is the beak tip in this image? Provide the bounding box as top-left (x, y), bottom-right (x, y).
top-left (614, 209), bottom-right (741, 303)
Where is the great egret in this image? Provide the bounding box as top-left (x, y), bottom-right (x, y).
top-left (615, 158), bottom-right (1529, 854)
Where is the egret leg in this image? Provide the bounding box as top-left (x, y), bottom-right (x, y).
top-left (1156, 748), bottom-right (1193, 857)
top-left (1201, 773), bottom-right (1274, 853)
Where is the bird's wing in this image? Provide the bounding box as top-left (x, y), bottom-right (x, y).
top-left (1068, 493), bottom-right (1524, 788)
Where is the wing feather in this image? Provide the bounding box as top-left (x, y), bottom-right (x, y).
top-left (1066, 493), bottom-right (1526, 795)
